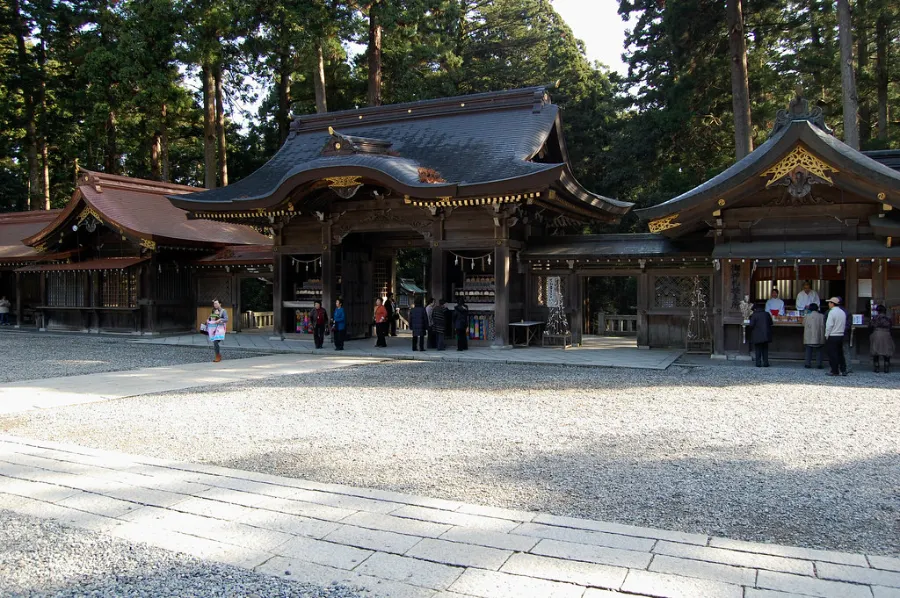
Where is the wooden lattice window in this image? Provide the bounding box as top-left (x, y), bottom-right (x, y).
top-left (654, 276), bottom-right (709, 308)
top-left (101, 269), bottom-right (137, 307)
top-left (156, 265), bottom-right (192, 302)
top-left (47, 272), bottom-right (87, 307)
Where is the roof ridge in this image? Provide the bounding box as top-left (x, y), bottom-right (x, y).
top-left (79, 170), bottom-right (201, 195)
top-left (291, 86), bottom-right (553, 133)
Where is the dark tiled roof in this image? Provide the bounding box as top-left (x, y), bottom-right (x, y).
top-left (637, 120), bottom-right (900, 221)
top-left (170, 87), bottom-right (631, 219)
top-left (25, 171), bottom-right (271, 249)
top-left (864, 149), bottom-right (900, 172)
top-left (194, 245), bottom-right (274, 266)
top-left (521, 234), bottom-right (711, 259)
top-left (0, 210), bottom-right (62, 261)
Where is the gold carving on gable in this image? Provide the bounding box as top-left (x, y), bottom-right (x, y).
top-left (325, 176), bottom-right (363, 189)
top-left (140, 238), bottom-right (157, 251)
top-left (34, 243), bottom-right (48, 253)
top-left (77, 206), bottom-right (104, 224)
top-left (648, 214), bottom-right (681, 234)
top-left (761, 146), bottom-right (838, 188)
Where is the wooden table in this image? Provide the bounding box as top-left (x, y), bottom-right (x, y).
top-left (509, 321), bottom-right (544, 347)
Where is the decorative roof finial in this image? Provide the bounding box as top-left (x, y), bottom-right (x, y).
top-left (771, 86), bottom-right (833, 136)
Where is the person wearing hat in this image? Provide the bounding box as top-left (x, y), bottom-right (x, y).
top-left (869, 305), bottom-right (895, 373)
top-left (824, 296), bottom-right (847, 376)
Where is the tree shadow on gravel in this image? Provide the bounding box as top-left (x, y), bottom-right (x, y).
top-left (477, 441), bottom-right (900, 557)
top-left (249, 359), bottom-right (900, 392)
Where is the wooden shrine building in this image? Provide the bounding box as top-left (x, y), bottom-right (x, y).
top-left (170, 86), bottom-right (633, 346)
top-left (19, 171), bottom-right (270, 334)
top-left (633, 93), bottom-right (900, 358)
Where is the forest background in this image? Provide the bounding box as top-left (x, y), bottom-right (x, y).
top-left (0, 0), bottom-right (898, 235)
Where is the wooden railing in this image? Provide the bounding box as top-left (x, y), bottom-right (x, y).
top-left (597, 313), bottom-right (638, 336)
top-left (241, 311), bottom-right (274, 329)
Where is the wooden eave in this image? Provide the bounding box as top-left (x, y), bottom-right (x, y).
top-left (637, 121), bottom-right (900, 237)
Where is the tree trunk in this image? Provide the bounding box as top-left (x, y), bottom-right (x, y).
top-left (9, 0), bottom-right (40, 210)
top-left (150, 129), bottom-right (162, 181)
top-left (161, 103), bottom-right (170, 181)
top-left (41, 140), bottom-right (50, 210)
top-left (26, 123), bottom-right (41, 211)
top-left (856, 0), bottom-right (871, 144)
top-left (875, 7), bottom-right (889, 140)
top-left (726, 0), bottom-right (753, 159)
top-left (314, 42), bottom-right (328, 114)
top-left (214, 65), bottom-right (228, 187)
top-left (105, 110), bottom-right (119, 174)
top-left (367, 2), bottom-right (383, 107)
top-left (202, 64), bottom-right (217, 189)
top-left (837, 0), bottom-right (860, 149)
top-left (277, 52), bottom-right (291, 146)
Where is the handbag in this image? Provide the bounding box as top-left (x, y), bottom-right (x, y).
top-left (199, 322), bottom-right (208, 333)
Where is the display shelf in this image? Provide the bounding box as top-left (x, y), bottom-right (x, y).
top-left (455, 275), bottom-right (495, 304)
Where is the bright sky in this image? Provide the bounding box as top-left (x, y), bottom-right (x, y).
top-left (551, 0), bottom-right (632, 76)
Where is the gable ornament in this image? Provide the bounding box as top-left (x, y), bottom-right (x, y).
top-left (762, 146), bottom-right (838, 188)
top-left (648, 214), bottom-right (681, 234)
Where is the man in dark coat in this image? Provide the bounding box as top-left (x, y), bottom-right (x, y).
top-left (409, 297), bottom-right (428, 351)
top-left (454, 301), bottom-right (469, 351)
top-left (312, 301), bottom-right (328, 349)
top-left (385, 293), bottom-right (398, 336)
top-left (747, 303), bottom-right (774, 367)
top-left (432, 299), bottom-right (448, 350)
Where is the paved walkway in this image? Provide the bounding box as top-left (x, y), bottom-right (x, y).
top-left (134, 333), bottom-right (684, 371)
top-left (0, 436), bottom-right (897, 598)
top-left (0, 354), bottom-right (380, 414)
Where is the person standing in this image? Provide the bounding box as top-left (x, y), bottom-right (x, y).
top-left (825, 297), bottom-right (848, 376)
top-left (207, 299), bottom-right (228, 363)
top-left (333, 298), bottom-right (346, 350)
top-left (747, 303), bottom-right (773, 367)
top-left (869, 305), bottom-right (894, 373)
top-left (765, 288), bottom-right (785, 315)
top-left (838, 298), bottom-right (853, 374)
top-left (795, 281), bottom-right (820, 313)
top-left (409, 298), bottom-right (428, 351)
top-left (0, 296), bottom-right (10, 325)
top-left (312, 301), bottom-right (328, 349)
top-left (385, 293), bottom-right (398, 337)
top-left (425, 297), bottom-right (436, 349)
top-left (454, 301), bottom-right (469, 351)
top-left (374, 298), bottom-right (388, 347)
top-left (802, 303), bottom-right (825, 369)
top-left (432, 299), bottom-right (448, 350)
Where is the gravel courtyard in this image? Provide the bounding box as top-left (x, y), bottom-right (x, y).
top-left (0, 510), bottom-right (363, 598)
top-left (2, 359), bottom-right (898, 557)
top-left (0, 332), bottom-right (261, 383)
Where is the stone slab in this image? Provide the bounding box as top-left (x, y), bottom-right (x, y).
top-left (514, 521), bottom-right (656, 552)
top-left (406, 538), bottom-right (513, 570)
top-left (448, 568), bottom-right (584, 598)
top-left (816, 561), bottom-right (900, 588)
top-left (532, 513), bottom-right (708, 546)
top-left (653, 540), bottom-right (815, 576)
top-left (500, 552), bottom-right (627, 590)
top-left (274, 535), bottom-right (373, 570)
top-left (324, 524), bottom-right (423, 555)
top-left (531, 538), bottom-right (653, 569)
top-left (621, 569), bottom-right (744, 598)
top-left (709, 537), bottom-right (869, 567)
top-left (757, 570), bottom-right (875, 598)
top-left (440, 526), bottom-right (539, 552)
top-left (649, 554), bottom-right (756, 586)
top-left (353, 552), bottom-right (464, 590)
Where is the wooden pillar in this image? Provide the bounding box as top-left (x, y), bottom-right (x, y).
top-left (845, 259), bottom-right (859, 313)
top-left (873, 258), bottom-right (887, 302)
top-left (637, 272), bottom-right (650, 348)
top-left (322, 244), bottom-right (337, 317)
top-left (273, 253), bottom-right (286, 338)
top-left (431, 245), bottom-right (444, 302)
top-left (493, 244), bottom-right (510, 347)
top-left (38, 272), bottom-right (46, 330)
top-left (14, 272), bottom-right (22, 329)
top-left (232, 272), bottom-right (241, 333)
top-left (568, 272), bottom-right (583, 346)
top-left (713, 261), bottom-right (727, 357)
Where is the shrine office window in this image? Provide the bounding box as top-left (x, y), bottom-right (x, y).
top-left (101, 269), bottom-right (138, 308)
top-left (47, 271), bottom-right (87, 307)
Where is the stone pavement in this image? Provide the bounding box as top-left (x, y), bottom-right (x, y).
top-left (134, 333), bottom-right (684, 371)
top-left (0, 354), bottom-right (381, 414)
top-left (1, 435), bottom-right (897, 598)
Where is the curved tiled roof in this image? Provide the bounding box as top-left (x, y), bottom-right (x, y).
top-left (24, 171), bottom-right (271, 249)
top-left (0, 210), bottom-right (62, 261)
top-left (637, 119), bottom-right (900, 222)
top-left (170, 86), bottom-right (631, 220)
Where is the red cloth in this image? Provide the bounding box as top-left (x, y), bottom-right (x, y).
top-left (374, 305), bottom-right (388, 323)
top-left (314, 307), bottom-right (326, 325)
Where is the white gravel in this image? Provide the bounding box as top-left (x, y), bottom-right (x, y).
top-left (0, 509), bottom-right (364, 598)
top-left (0, 332), bottom-right (263, 383)
top-left (2, 360), bottom-right (898, 557)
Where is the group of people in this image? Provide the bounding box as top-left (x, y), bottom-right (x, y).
top-left (748, 285), bottom-right (895, 375)
top-left (296, 295), bottom-right (471, 353)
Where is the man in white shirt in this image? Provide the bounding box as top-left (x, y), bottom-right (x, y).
top-left (824, 297), bottom-right (847, 376)
top-left (765, 289), bottom-right (785, 315)
top-left (795, 281), bottom-right (820, 313)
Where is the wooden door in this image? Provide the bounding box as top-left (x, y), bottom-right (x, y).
top-left (341, 248), bottom-right (373, 339)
